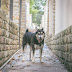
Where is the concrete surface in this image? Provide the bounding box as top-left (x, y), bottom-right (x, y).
top-left (2, 44), bottom-right (68, 72)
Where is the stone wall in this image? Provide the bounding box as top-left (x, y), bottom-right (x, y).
top-left (0, 9), bottom-right (21, 67)
top-left (55, 0), bottom-right (72, 35)
top-left (13, 0), bottom-right (20, 25)
top-left (1, 0), bottom-right (10, 18)
top-left (21, 0), bottom-right (26, 32)
top-left (46, 25), bottom-right (72, 72)
top-left (0, 0), bottom-right (26, 67)
top-left (46, 0), bottom-right (55, 36)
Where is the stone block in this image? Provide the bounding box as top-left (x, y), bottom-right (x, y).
top-left (63, 52), bottom-right (70, 61)
top-left (64, 29), bottom-right (68, 35)
top-left (65, 36), bottom-right (68, 43)
top-left (13, 3), bottom-right (19, 7)
top-left (0, 36), bottom-right (5, 44)
top-left (71, 25), bottom-right (72, 34)
top-left (3, 21), bottom-right (7, 30)
top-left (5, 31), bottom-right (9, 37)
top-left (9, 26), bottom-right (13, 34)
top-left (0, 58), bottom-right (4, 67)
top-left (70, 53), bottom-right (72, 62)
top-left (64, 44), bottom-right (68, 52)
top-left (58, 51), bottom-right (62, 58)
top-left (0, 28), bottom-right (3, 36)
top-left (2, 29), bottom-right (6, 36)
top-left (0, 18), bottom-right (3, 27)
top-left (8, 39), bottom-right (11, 44)
top-left (56, 33), bottom-right (61, 39)
top-left (0, 51), bottom-right (4, 59)
top-left (4, 57), bottom-right (9, 62)
top-left (8, 50), bottom-right (16, 56)
top-left (9, 33), bottom-right (13, 39)
top-left (61, 45), bottom-right (65, 51)
top-left (66, 53), bottom-right (72, 62)
top-left (67, 26), bottom-right (71, 34)
top-left (13, 29), bottom-right (18, 35)
top-left (15, 35), bottom-right (19, 40)
top-left (9, 45), bottom-right (12, 50)
top-left (20, 34), bottom-right (23, 39)
top-left (68, 44), bottom-right (72, 53)
top-left (0, 44), bottom-right (5, 51)
top-left (5, 45), bottom-right (9, 50)
top-left (60, 38), bottom-right (65, 44)
top-left (5, 38), bottom-right (9, 44)
top-left (16, 40), bottom-right (19, 45)
top-left (13, 40), bottom-right (17, 45)
top-left (55, 45), bottom-right (58, 50)
top-left (68, 34), bottom-right (72, 43)
top-left (13, 45), bottom-right (15, 49)
top-left (4, 51), bottom-right (9, 57)
top-left (61, 31), bottom-right (65, 37)
top-left (8, 50), bottom-right (13, 56)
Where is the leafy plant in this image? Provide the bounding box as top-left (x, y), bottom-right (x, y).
top-left (30, 0), bottom-right (47, 26)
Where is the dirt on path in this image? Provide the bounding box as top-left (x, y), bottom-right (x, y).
top-left (2, 44), bottom-right (68, 72)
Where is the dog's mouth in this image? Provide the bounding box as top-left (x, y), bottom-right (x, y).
top-left (38, 39), bottom-right (41, 43)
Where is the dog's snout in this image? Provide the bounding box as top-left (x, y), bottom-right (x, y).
top-left (40, 37), bottom-right (42, 40)
top-left (40, 37), bottom-right (41, 39)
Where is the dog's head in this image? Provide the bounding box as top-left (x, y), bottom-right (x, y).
top-left (35, 28), bottom-right (45, 43)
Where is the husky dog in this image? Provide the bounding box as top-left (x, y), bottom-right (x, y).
top-left (22, 28), bottom-right (45, 62)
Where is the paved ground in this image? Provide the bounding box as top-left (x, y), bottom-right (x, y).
top-left (2, 44), bottom-right (68, 72)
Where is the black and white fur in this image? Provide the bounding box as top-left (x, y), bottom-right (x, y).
top-left (22, 28), bottom-right (45, 62)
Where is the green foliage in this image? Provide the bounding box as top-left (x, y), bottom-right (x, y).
top-left (30, 0), bottom-right (39, 14)
top-left (30, 7), bottom-right (39, 14)
top-left (32, 13), bottom-right (42, 26)
top-left (30, 0), bottom-right (47, 26)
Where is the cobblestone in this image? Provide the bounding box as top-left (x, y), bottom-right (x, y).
top-left (2, 44), bottom-right (68, 72)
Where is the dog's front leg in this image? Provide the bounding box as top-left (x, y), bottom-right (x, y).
top-left (30, 46), bottom-right (32, 61)
top-left (32, 48), bottom-right (35, 63)
top-left (40, 48), bottom-right (42, 62)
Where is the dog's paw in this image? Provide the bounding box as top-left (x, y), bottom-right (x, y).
top-left (32, 58), bottom-right (35, 63)
top-left (32, 61), bottom-right (35, 63)
top-left (22, 56), bottom-right (25, 60)
top-left (22, 60), bottom-right (25, 62)
top-left (40, 61), bottom-right (44, 63)
top-left (40, 60), bottom-right (43, 63)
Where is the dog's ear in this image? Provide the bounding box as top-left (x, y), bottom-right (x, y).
top-left (42, 28), bottom-right (43, 30)
top-left (35, 31), bottom-right (38, 34)
top-left (38, 29), bottom-right (39, 31)
top-left (36, 29), bottom-right (39, 32)
top-left (35, 29), bottom-right (39, 34)
top-left (44, 33), bottom-right (45, 37)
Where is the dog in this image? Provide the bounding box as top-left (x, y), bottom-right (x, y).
top-left (22, 28), bottom-right (45, 62)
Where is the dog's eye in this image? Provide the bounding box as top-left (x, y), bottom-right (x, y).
top-left (41, 32), bottom-right (43, 34)
top-left (41, 32), bottom-right (43, 33)
top-left (38, 32), bottom-right (40, 35)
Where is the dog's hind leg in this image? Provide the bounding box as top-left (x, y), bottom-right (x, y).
top-left (22, 44), bottom-right (26, 61)
top-left (40, 48), bottom-right (42, 62)
top-left (30, 46), bottom-right (32, 61)
top-left (32, 48), bottom-right (35, 63)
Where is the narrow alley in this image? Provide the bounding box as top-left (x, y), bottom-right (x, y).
top-left (2, 44), bottom-right (68, 72)
top-left (0, 0), bottom-right (72, 72)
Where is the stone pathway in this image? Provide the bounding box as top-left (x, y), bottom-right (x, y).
top-left (2, 44), bottom-right (68, 72)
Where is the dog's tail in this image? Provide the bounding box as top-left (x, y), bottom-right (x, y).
top-left (26, 29), bottom-right (28, 33)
